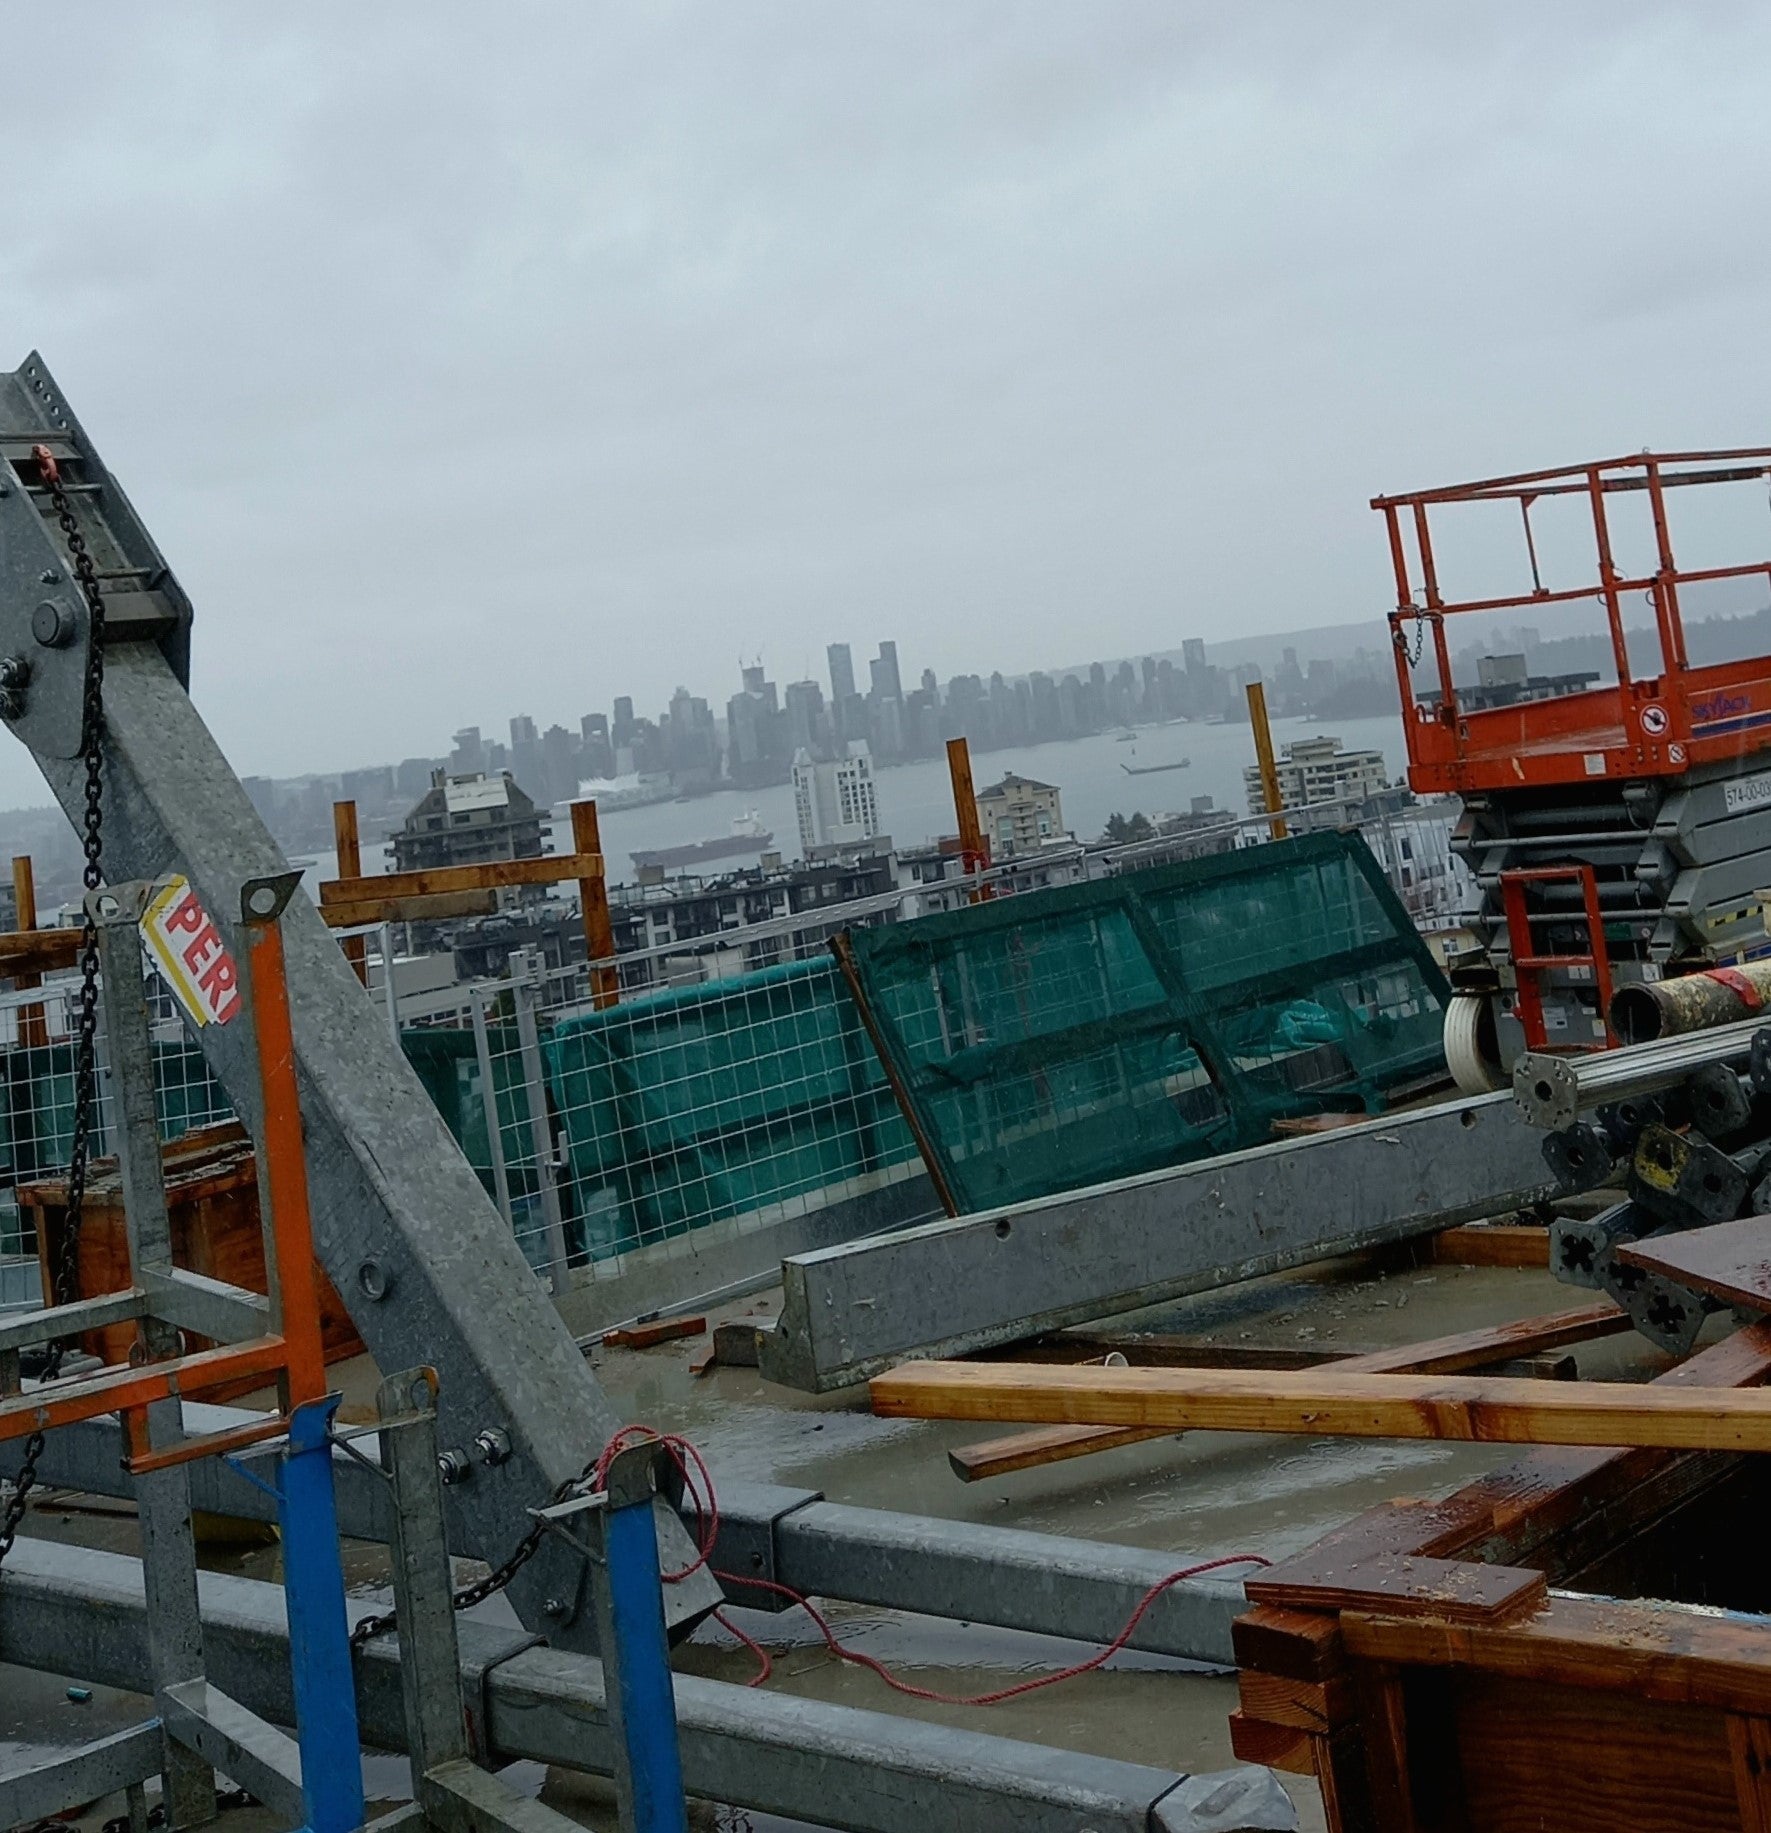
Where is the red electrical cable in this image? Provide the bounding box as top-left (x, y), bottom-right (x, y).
top-left (597, 1424), bottom-right (1270, 1707)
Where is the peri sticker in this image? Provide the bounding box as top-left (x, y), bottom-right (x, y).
top-left (142, 878), bottom-right (243, 1027)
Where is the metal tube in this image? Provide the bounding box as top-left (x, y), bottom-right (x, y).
top-left (470, 984), bottom-right (515, 1227)
top-left (510, 948), bottom-right (572, 1288)
top-left (1514, 1016), bottom-right (1768, 1129)
top-left (1609, 964), bottom-right (1771, 1044)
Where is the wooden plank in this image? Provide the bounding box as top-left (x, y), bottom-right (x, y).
top-left (1431, 1222), bottom-right (1551, 1267)
top-left (1353, 1666), bottom-right (1420, 1833)
top-left (318, 888), bottom-right (497, 928)
top-left (1237, 1668), bottom-right (1354, 1733)
top-left (943, 1300), bottom-right (1631, 1478)
top-left (10, 855), bottom-right (48, 1046)
top-left (1729, 1715), bottom-right (1771, 1833)
top-left (1454, 1673), bottom-right (1738, 1833)
top-left (1233, 1605), bottom-right (1348, 1682)
top-left (1615, 1215), bottom-right (1771, 1313)
top-left (1340, 1594), bottom-right (1771, 1717)
top-left (571, 800), bottom-right (619, 1010)
top-left (1246, 1550), bottom-right (1546, 1626)
top-left (873, 1356), bottom-right (1771, 1452)
top-left (0, 924), bottom-right (81, 976)
top-left (333, 800), bottom-right (368, 986)
top-left (599, 1315), bottom-right (707, 1351)
top-left (1226, 1710), bottom-right (1317, 1775)
top-left (319, 849), bottom-right (602, 907)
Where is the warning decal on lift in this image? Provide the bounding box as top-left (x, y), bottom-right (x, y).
top-left (142, 877), bottom-right (243, 1027)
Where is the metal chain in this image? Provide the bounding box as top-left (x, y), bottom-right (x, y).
top-left (348, 1457), bottom-right (597, 1651)
top-left (1395, 603), bottom-right (1429, 670)
top-left (0, 446), bottom-right (108, 1568)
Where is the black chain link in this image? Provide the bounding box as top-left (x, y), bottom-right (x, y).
top-left (1395, 602), bottom-right (1429, 670)
top-left (0, 447), bottom-right (107, 1569)
top-left (348, 1456), bottom-right (598, 1651)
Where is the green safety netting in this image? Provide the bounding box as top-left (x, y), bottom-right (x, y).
top-left (837, 831), bottom-right (1451, 1213)
top-left (544, 956), bottom-right (918, 1262)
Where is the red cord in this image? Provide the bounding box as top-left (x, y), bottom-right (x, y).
top-left (597, 1424), bottom-right (1269, 1706)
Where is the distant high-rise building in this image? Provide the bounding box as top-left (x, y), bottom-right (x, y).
top-left (792, 742), bottom-right (880, 855)
top-left (1182, 638), bottom-right (1208, 674)
top-left (827, 642), bottom-right (856, 704)
top-left (509, 713), bottom-right (538, 748)
top-left (450, 726), bottom-right (485, 775)
top-left (785, 679), bottom-right (824, 756)
top-left (870, 640), bottom-right (902, 703)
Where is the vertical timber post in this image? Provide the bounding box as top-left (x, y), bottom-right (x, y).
top-left (92, 886), bottom-right (216, 1830)
top-left (572, 799), bottom-right (619, 1010)
top-left (946, 737), bottom-right (992, 903)
top-left (10, 855), bottom-right (46, 1048)
top-left (1246, 680), bottom-right (1288, 841)
top-left (332, 800), bottom-right (368, 987)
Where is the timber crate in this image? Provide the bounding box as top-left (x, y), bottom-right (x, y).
top-left (1230, 1318), bottom-right (1771, 1833)
top-left (21, 1120), bottom-right (363, 1382)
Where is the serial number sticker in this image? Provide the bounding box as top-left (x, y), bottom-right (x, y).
top-left (142, 877), bottom-right (242, 1027)
top-left (1583, 754), bottom-right (1606, 776)
top-left (1724, 770), bottom-right (1771, 815)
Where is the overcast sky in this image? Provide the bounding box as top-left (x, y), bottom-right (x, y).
top-left (5, 3), bottom-right (1771, 806)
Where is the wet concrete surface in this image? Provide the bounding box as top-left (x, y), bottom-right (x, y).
top-left (3, 1244), bottom-right (1689, 1832)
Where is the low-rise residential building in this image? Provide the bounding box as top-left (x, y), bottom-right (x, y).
top-left (975, 773), bottom-right (1065, 856)
top-left (390, 770), bottom-right (546, 873)
top-left (1243, 735), bottom-right (1388, 819)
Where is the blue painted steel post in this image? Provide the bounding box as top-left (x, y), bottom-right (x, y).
top-left (592, 1446), bottom-right (690, 1833)
top-left (277, 1394), bottom-right (366, 1833)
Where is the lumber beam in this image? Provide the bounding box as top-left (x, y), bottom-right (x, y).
top-left (318, 888), bottom-right (496, 929)
top-left (1339, 1593), bottom-right (1771, 1717)
top-left (947, 1300), bottom-right (1629, 1480)
top-left (0, 924), bottom-right (81, 976)
top-left (319, 851), bottom-right (602, 908)
top-left (872, 1357), bottom-right (1771, 1453)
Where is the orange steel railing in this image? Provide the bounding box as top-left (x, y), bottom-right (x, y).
top-left (2, 875), bottom-right (329, 1475)
top-left (1374, 450), bottom-right (1771, 795)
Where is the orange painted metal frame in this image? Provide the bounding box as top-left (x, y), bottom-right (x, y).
top-left (1374, 450), bottom-right (1771, 795)
top-left (0, 886), bottom-right (331, 1474)
top-left (1499, 863), bottom-right (1615, 1054)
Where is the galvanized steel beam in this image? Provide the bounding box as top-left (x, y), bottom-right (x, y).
top-left (1, 1425), bottom-right (1244, 1664)
top-left (29, 642), bottom-right (714, 1643)
top-left (763, 1090), bottom-right (1555, 1390)
top-left (0, 1539), bottom-right (1297, 1833)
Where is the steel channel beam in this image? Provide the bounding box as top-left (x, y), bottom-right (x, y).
top-left (0, 1722), bottom-right (160, 1828)
top-left (0, 1423), bottom-right (1241, 1663)
top-left (30, 641), bottom-right (715, 1642)
top-left (0, 1539), bottom-right (1297, 1833)
top-left (763, 1089), bottom-right (1555, 1391)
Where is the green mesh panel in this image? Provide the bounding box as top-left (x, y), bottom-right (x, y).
top-left (839, 831), bottom-right (1450, 1212)
top-left (545, 956), bottom-right (918, 1261)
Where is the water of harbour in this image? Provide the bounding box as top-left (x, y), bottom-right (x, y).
top-left (561, 712), bottom-right (1410, 871)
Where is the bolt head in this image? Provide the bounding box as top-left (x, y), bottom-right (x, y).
top-left (38, 569), bottom-right (58, 585)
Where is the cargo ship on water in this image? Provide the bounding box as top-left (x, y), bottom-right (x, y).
top-left (631, 810), bottom-right (774, 873)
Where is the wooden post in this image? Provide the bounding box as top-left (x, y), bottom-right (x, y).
top-left (571, 799), bottom-right (619, 1010)
top-left (10, 856), bottom-right (47, 1048)
top-left (332, 801), bottom-right (368, 987)
top-left (1247, 680), bottom-right (1288, 840)
top-left (946, 737), bottom-right (992, 903)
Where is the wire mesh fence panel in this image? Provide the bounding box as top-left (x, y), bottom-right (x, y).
top-left (837, 830), bottom-right (1453, 1214)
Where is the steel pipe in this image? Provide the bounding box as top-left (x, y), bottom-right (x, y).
top-left (1514, 1017), bottom-right (1769, 1130)
top-left (1610, 964), bottom-right (1771, 1045)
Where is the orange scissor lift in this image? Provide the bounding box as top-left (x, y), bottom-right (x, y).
top-left (1373, 450), bottom-right (1771, 1085)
